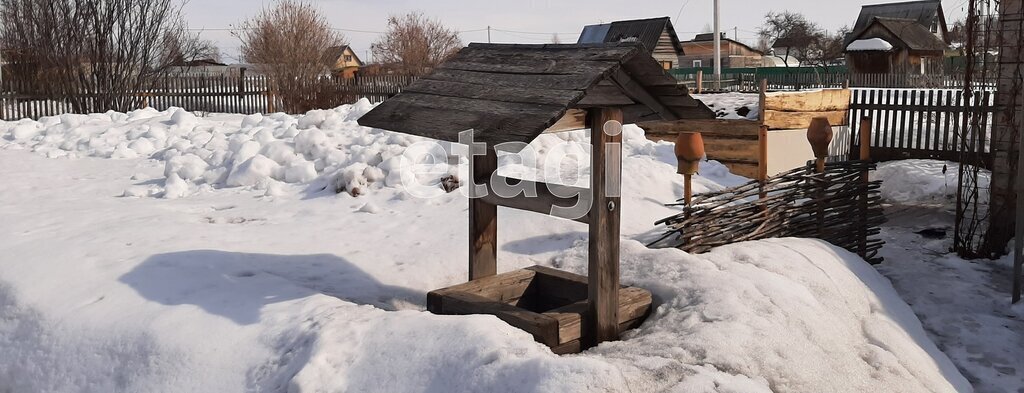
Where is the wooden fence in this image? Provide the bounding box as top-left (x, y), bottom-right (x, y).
top-left (0, 74), bottom-right (417, 121)
top-left (675, 70), bottom-right (996, 93)
top-left (848, 88), bottom-right (995, 167)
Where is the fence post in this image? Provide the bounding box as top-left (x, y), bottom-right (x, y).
top-left (858, 116), bottom-right (872, 259)
top-left (696, 70), bottom-right (703, 94)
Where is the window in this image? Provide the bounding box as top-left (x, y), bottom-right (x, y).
top-left (661, 61), bottom-right (673, 70)
top-left (344, 55), bottom-right (353, 62)
top-left (692, 60), bottom-right (702, 68)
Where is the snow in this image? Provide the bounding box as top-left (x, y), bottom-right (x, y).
top-left (872, 160), bottom-right (991, 205)
top-left (0, 106), bottom-right (975, 392)
top-left (871, 159), bottom-right (1021, 392)
top-left (847, 38), bottom-right (895, 52)
top-left (693, 93), bottom-right (760, 120)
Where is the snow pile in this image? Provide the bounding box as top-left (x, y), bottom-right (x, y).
top-left (693, 93), bottom-right (760, 120)
top-left (0, 102), bottom-right (742, 200)
top-left (0, 105), bottom-right (969, 392)
top-left (871, 159), bottom-right (990, 204)
top-left (847, 38), bottom-right (895, 52)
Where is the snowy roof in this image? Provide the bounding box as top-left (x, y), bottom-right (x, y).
top-left (846, 38), bottom-right (895, 52)
top-left (358, 43), bottom-right (714, 148)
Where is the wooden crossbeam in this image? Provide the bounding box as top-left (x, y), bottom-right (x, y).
top-left (609, 68), bottom-right (678, 121)
top-left (480, 176), bottom-right (590, 224)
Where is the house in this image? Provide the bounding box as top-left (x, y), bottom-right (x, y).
top-left (323, 45), bottom-right (364, 78)
top-left (844, 0), bottom-right (950, 74)
top-left (577, 17), bottom-right (684, 69)
top-left (679, 32), bottom-right (765, 68)
top-left (769, 35), bottom-right (811, 66)
top-left (167, 59), bottom-right (230, 76)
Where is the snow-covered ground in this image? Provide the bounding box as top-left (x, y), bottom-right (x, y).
top-left (693, 93), bottom-right (759, 120)
top-left (0, 104), bottom-right (981, 392)
top-left (870, 160), bottom-right (1022, 393)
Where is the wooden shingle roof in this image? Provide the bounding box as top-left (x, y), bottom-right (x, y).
top-left (357, 43), bottom-right (713, 148)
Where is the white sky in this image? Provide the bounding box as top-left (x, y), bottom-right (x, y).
top-left (183, 0), bottom-right (971, 64)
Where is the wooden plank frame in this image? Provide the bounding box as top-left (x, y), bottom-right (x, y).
top-left (442, 106), bottom-right (645, 353)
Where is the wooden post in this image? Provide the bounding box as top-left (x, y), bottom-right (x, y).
top-left (758, 125), bottom-right (769, 199)
top-left (696, 70), bottom-right (703, 94)
top-left (683, 174), bottom-right (693, 206)
top-left (469, 148), bottom-right (498, 281)
top-left (859, 116), bottom-right (872, 259)
top-left (586, 107), bottom-right (622, 347)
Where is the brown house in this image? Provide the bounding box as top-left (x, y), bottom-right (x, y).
top-left (679, 33), bottom-right (764, 68)
top-left (577, 17), bottom-right (684, 70)
top-left (323, 45), bottom-right (364, 79)
top-left (844, 17), bottom-right (948, 74)
top-left (844, 0), bottom-right (950, 74)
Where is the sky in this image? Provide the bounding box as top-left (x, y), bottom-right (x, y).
top-left (182, 0), bottom-right (972, 64)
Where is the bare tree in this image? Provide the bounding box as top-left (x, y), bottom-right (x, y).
top-left (0, 0), bottom-right (207, 112)
top-left (803, 27), bottom-right (851, 70)
top-left (757, 11), bottom-right (820, 66)
top-left (371, 12), bottom-right (462, 76)
top-left (550, 33), bottom-right (562, 44)
top-left (236, 0), bottom-right (346, 113)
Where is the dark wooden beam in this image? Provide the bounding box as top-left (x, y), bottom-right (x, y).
top-left (609, 68), bottom-right (679, 121)
top-left (469, 149), bottom-right (498, 280)
top-left (480, 176), bottom-right (590, 224)
top-left (585, 107), bottom-right (623, 348)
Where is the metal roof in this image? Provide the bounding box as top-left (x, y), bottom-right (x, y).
top-left (577, 17), bottom-right (682, 55)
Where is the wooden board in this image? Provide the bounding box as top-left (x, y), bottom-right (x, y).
top-left (543, 109), bottom-right (587, 133)
top-left (637, 119), bottom-right (761, 137)
top-left (703, 137), bottom-right (761, 162)
top-left (763, 109), bottom-right (849, 130)
top-left (763, 89), bottom-right (852, 112)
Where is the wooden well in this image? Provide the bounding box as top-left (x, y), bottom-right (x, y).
top-left (358, 43), bottom-right (713, 352)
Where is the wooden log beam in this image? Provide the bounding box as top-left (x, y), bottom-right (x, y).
top-left (610, 68), bottom-right (678, 121)
top-left (480, 176), bottom-right (590, 224)
top-left (543, 109), bottom-right (587, 133)
top-left (469, 148), bottom-right (498, 280)
top-left (586, 107), bottom-right (623, 347)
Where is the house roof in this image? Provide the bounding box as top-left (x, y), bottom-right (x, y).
top-left (685, 33), bottom-right (764, 55)
top-left (577, 17), bottom-right (683, 54)
top-left (323, 45), bottom-right (363, 67)
top-left (357, 43), bottom-right (713, 149)
top-left (848, 17), bottom-right (947, 53)
top-left (172, 59), bottom-right (228, 67)
top-left (852, 0), bottom-right (947, 43)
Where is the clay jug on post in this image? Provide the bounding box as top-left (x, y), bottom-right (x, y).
top-left (674, 132), bottom-right (705, 175)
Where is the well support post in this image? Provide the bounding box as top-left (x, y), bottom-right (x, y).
top-left (469, 148), bottom-right (498, 280)
top-left (586, 107), bottom-right (622, 347)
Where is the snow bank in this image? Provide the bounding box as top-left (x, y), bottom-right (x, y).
top-left (693, 93), bottom-right (760, 120)
top-left (0, 102), bottom-right (743, 200)
top-left (871, 159), bottom-right (990, 204)
top-left (0, 105), bottom-right (969, 392)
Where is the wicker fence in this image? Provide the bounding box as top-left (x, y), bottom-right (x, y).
top-left (652, 160), bottom-right (885, 264)
top-left (0, 74), bottom-right (417, 121)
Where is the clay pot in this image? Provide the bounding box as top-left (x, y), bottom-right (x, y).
top-left (674, 132), bottom-right (705, 175)
top-left (806, 117), bottom-right (833, 158)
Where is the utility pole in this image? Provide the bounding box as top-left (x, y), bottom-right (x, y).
top-left (487, 26), bottom-right (492, 43)
top-left (734, 27), bottom-right (738, 41)
top-left (713, 0), bottom-right (722, 90)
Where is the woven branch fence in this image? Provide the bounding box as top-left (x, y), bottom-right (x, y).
top-left (651, 160), bottom-right (886, 264)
